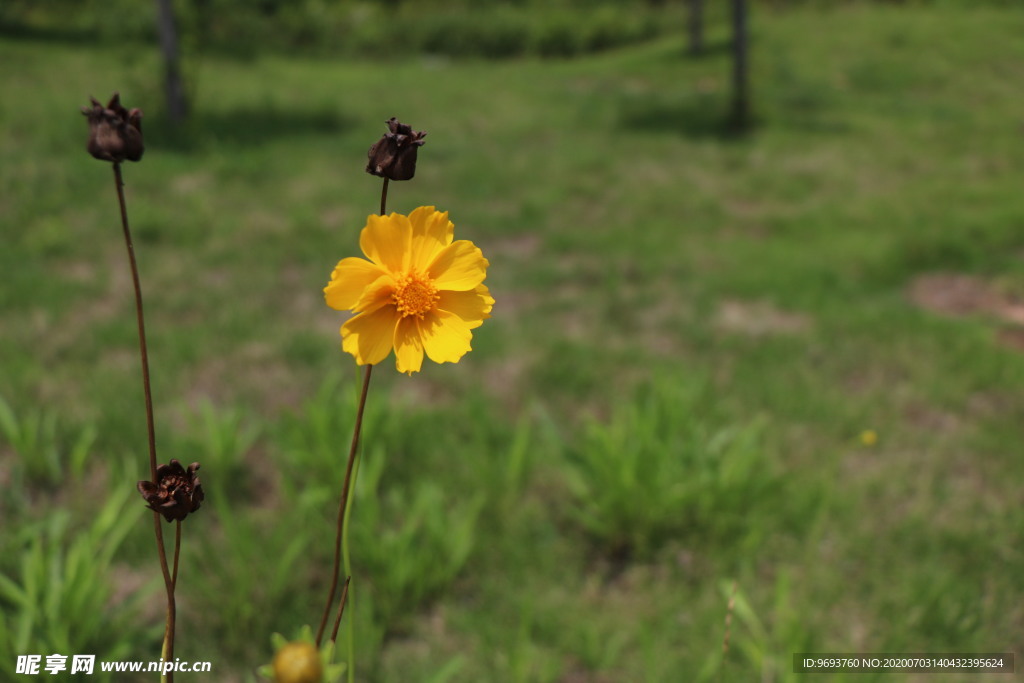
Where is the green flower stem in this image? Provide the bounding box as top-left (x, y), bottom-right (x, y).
top-left (719, 579), bottom-right (738, 683)
top-left (113, 162), bottom-right (176, 682)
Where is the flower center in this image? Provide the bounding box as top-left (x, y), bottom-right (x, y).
top-left (393, 272), bottom-right (439, 318)
top-left (162, 474), bottom-right (189, 495)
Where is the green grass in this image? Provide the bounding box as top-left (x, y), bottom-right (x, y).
top-left (3, 3), bottom-right (1024, 681)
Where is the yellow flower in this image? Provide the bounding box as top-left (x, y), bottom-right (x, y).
top-left (324, 206), bottom-right (493, 375)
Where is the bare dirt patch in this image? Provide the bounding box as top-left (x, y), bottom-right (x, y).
top-left (714, 298), bottom-right (812, 337)
top-left (996, 327), bottom-right (1024, 351)
top-left (907, 273), bottom-right (1024, 351)
top-left (907, 273), bottom-right (1024, 323)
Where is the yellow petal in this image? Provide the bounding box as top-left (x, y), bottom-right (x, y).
top-left (421, 309), bottom-right (473, 364)
top-left (360, 213), bottom-right (411, 273)
top-left (436, 285), bottom-right (494, 330)
top-left (324, 257), bottom-right (388, 311)
top-left (351, 274), bottom-right (396, 314)
top-left (428, 240), bottom-right (489, 291)
top-left (393, 317), bottom-right (425, 375)
top-left (408, 206), bottom-right (454, 271)
top-left (341, 306), bottom-right (398, 366)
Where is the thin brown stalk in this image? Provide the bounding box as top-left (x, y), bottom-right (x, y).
top-left (114, 163), bottom-right (159, 481)
top-left (152, 514), bottom-right (176, 683)
top-left (316, 176), bottom-right (389, 647)
top-left (316, 364), bottom-right (373, 646)
top-left (160, 522), bottom-right (182, 682)
top-left (172, 521), bottom-right (182, 588)
top-left (113, 162), bottom-right (176, 682)
top-left (329, 576), bottom-right (353, 644)
top-left (159, 567), bottom-right (177, 683)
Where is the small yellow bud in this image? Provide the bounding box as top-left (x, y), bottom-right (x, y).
top-left (272, 642), bottom-right (323, 683)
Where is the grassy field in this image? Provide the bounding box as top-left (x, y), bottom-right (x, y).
top-left (2, 3), bottom-right (1024, 682)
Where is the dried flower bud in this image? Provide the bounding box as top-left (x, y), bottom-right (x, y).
top-left (81, 92), bottom-right (144, 163)
top-left (137, 459), bottom-right (204, 522)
top-left (366, 117), bottom-right (426, 181)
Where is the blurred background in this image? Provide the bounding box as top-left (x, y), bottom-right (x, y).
top-left (1, 0), bottom-right (1023, 681)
